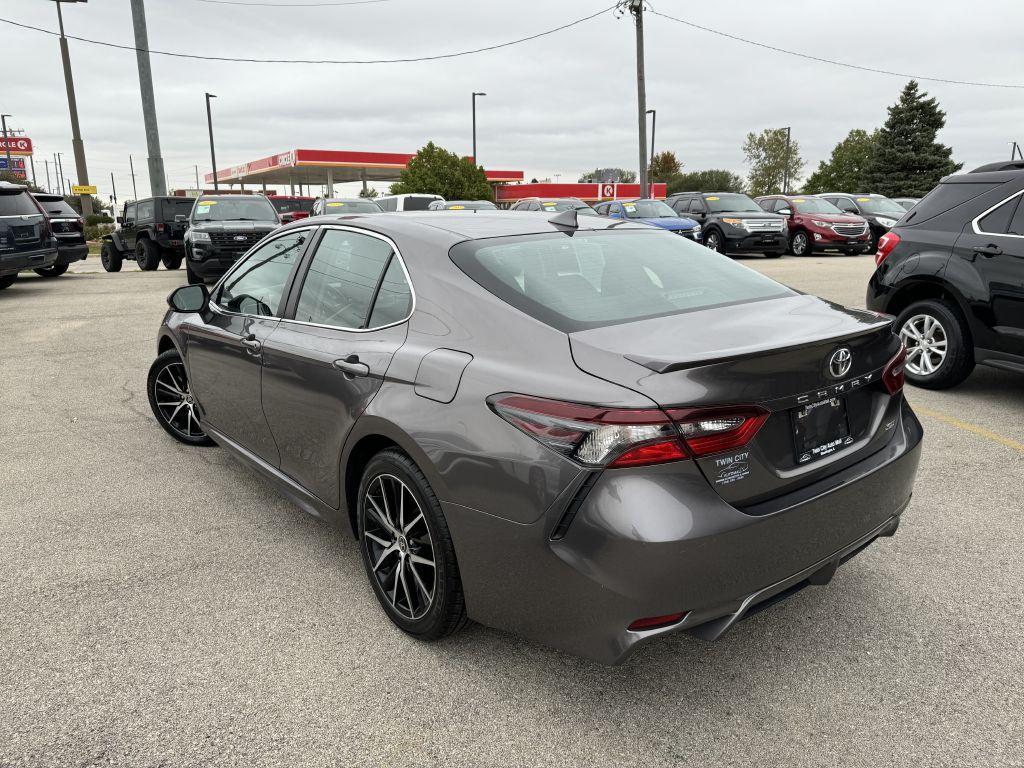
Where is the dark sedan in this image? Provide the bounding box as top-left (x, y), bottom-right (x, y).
top-left (147, 210), bottom-right (922, 664)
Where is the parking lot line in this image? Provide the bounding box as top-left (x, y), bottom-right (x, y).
top-left (913, 405), bottom-right (1024, 454)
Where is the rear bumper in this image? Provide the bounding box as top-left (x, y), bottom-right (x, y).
top-left (56, 241), bottom-right (89, 264)
top-left (0, 246), bottom-right (58, 276)
top-left (443, 398), bottom-right (923, 664)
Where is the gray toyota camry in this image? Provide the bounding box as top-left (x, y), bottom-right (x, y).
top-left (148, 209), bottom-right (922, 664)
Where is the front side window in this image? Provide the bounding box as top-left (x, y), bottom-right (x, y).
top-left (294, 229), bottom-right (396, 328)
top-left (216, 231), bottom-right (307, 317)
top-left (125, 204), bottom-right (136, 222)
top-left (451, 230), bottom-right (794, 333)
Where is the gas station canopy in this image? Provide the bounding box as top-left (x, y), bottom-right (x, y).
top-left (204, 148), bottom-right (524, 189)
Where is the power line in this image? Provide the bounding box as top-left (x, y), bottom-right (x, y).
top-left (649, 9), bottom-right (1024, 90)
top-left (0, 5), bottom-right (614, 65)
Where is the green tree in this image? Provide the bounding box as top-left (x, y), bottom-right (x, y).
top-left (389, 141), bottom-right (493, 200)
top-left (578, 168), bottom-right (637, 183)
top-left (359, 186), bottom-right (379, 199)
top-left (649, 151), bottom-right (682, 183)
top-left (0, 170), bottom-right (43, 192)
top-left (667, 169), bottom-right (746, 195)
top-left (862, 80), bottom-right (961, 197)
top-left (803, 129), bottom-right (878, 194)
top-left (743, 128), bottom-right (804, 196)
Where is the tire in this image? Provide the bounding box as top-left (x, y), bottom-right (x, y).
top-left (34, 263), bottom-right (69, 277)
top-left (162, 252), bottom-right (182, 270)
top-left (790, 230), bottom-right (812, 256)
top-left (136, 238), bottom-right (161, 271)
top-left (896, 299), bottom-right (975, 390)
top-left (703, 229), bottom-right (727, 255)
top-left (146, 349), bottom-right (215, 446)
top-left (186, 261), bottom-right (202, 285)
top-left (358, 449), bottom-right (468, 641)
top-left (0, 274), bottom-right (17, 290)
top-left (100, 242), bottom-right (122, 273)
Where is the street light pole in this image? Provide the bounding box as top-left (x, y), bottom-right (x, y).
top-left (782, 126), bottom-right (792, 194)
top-left (472, 92), bottom-right (486, 165)
top-left (0, 114), bottom-right (11, 171)
top-left (52, 0), bottom-right (93, 216)
top-left (129, 0), bottom-right (167, 197)
top-left (205, 93), bottom-right (219, 191)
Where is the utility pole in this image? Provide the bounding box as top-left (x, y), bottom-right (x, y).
top-left (56, 153), bottom-right (65, 196)
top-left (52, 0), bottom-right (93, 216)
top-left (205, 93), bottom-right (219, 191)
top-left (471, 92), bottom-right (486, 165)
top-left (128, 0), bottom-right (167, 197)
top-left (624, 1), bottom-right (649, 198)
top-left (647, 108), bottom-right (656, 188)
top-left (110, 172), bottom-right (117, 209)
top-left (45, 160), bottom-right (52, 193)
top-left (129, 154), bottom-right (138, 200)
top-left (195, 165), bottom-right (200, 192)
top-left (29, 155), bottom-right (37, 187)
top-left (1, 114), bottom-right (11, 170)
top-left (782, 126), bottom-right (792, 194)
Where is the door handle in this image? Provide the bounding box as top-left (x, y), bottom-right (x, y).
top-left (973, 244), bottom-right (1003, 258)
top-left (240, 333), bottom-right (262, 355)
top-left (333, 355), bottom-right (370, 378)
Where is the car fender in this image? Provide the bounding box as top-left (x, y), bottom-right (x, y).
top-left (104, 231), bottom-right (127, 252)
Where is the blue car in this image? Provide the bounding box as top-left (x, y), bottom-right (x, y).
top-left (594, 198), bottom-right (702, 242)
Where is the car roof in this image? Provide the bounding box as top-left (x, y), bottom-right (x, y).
top-left (283, 210), bottom-right (651, 241)
top-left (0, 180), bottom-right (28, 192)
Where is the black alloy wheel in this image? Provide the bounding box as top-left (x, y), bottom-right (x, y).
top-left (146, 349), bottom-right (214, 445)
top-left (100, 242), bottom-right (122, 272)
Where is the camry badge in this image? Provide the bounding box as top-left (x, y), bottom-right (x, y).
top-left (828, 348), bottom-right (853, 379)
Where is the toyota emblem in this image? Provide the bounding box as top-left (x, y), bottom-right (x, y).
top-left (828, 348), bottom-right (852, 379)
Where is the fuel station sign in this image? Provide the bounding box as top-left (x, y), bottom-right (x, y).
top-left (0, 137), bottom-right (33, 155)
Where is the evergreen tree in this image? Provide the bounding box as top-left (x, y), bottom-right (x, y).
top-left (862, 80), bottom-right (961, 197)
top-left (803, 129), bottom-right (878, 194)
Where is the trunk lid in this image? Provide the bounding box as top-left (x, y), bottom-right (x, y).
top-left (569, 294), bottom-right (903, 508)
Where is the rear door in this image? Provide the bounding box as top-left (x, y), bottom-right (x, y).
top-left (186, 228), bottom-right (312, 465)
top-left (261, 226), bottom-right (412, 506)
top-left (954, 190), bottom-right (1024, 357)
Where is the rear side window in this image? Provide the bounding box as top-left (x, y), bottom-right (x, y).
top-left (977, 195), bottom-right (1021, 234)
top-left (1010, 198), bottom-right (1024, 236)
top-left (294, 229), bottom-right (396, 328)
top-left (904, 182), bottom-right (1000, 225)
top-left (0, 191), bottom-right (41, 216)
top-left (450, 230), bottom-right (794, 333)
top-left (367, 256), bottom-right (413, 328)
top-left (138, 200), bottom-right (154, 221)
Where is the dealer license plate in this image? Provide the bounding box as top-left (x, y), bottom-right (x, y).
top-left (791, 397), bottom-right (854, 464)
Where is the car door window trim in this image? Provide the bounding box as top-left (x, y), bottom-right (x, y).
top-left (278, 224), bottom-right (416, 334)
top-left (972, 190), bottom-right (1024, 238)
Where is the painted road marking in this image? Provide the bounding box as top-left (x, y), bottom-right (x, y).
top-left (914, 406), bottom-right (1024, 454)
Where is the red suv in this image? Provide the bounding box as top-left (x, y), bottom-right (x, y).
top-left (755, 195), bottom-right (871, 256)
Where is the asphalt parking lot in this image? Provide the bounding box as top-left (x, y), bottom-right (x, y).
top-left (2, 254), bottom-right (1021, 768)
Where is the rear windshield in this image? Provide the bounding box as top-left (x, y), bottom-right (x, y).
top-left (192, 197), bottom-right (277, 222)
top-left (0, 190), bottom-right (42, 217)
top-left (170, 199), bottom-right (196, 218)
top-left (902, 182), bottom-right (1000, 225)
top-left (450, 230), bottom-right (793, 333)
top-left (704, 194), bottom-right (762, 213)
top-left (789, 198), bottom-right (842, 214)
top-left (34, 197), bottom-right (77, 216)
top-left (402, 196), bottom-right (438, 211)
top-left (270, 198), bottom-right (314, 214)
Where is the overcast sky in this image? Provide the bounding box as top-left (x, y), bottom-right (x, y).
top-left (5, 0), bottom-right (1023, 201)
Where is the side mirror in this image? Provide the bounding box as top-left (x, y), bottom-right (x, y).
top-left (167, 284), bottom-right (209, 313)
top-left (778, 208), bottom-right (793, 216)
top-left (175, 214), bottom-right (187, 223)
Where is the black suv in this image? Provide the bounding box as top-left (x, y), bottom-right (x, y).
top-left (101, 196), bottom-right (194, 273)
top-left (816, 193), bottom-right (907, 251)
top-left (665, 192), bottom-right (788, 257)
top-left (183, 195), bottom-right (279, 284)
top-left (867, 161), bottom-right (1024, 389)
top-left (32, 193), bottom-right (87, 277)
top-left (0, 181), bottom-right (58, 290)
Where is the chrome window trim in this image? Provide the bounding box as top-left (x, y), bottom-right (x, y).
top-left (971, 189), bottom-right (1024, 239)
top-left (208, 226), bottom-right (317, 320)
top-left (277, 223), bottom-right (417, 334)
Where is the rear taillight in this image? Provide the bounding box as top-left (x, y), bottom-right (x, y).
top-left (156, 223), bottom-right (165, 232)
top-left (489, 395), bottom-right (768, 468)
top-left (875, 231), bottom-right (900, 267)
top-left (883, 346), bottom-right (907, 395)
